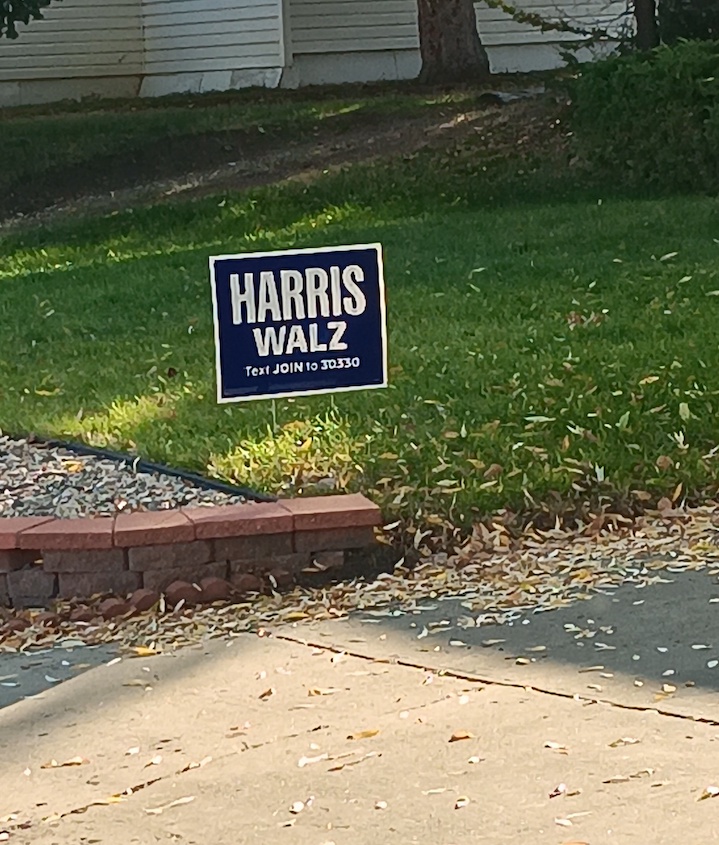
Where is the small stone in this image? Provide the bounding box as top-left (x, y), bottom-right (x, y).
top-left (268, 568), bottom-right (294, 590)
top-left (199, 577), bottom-right (233, 603)
top-left (231, 573), bottom-right (262, 596)
top-left (2, 617), bottom-right (30, 632)
top-left (164, 580), bottom-right (202, 607)
top-left (129, 588), bottom-right (160, 613)
top-left (69, 606), bottom-right (96, 623)
top-left (33, 611), bottom-right (60, 627)
top-left (98, 597), bottom-right (132, 620)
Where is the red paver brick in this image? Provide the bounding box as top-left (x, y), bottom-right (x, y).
top-left (98, 598), bottom-right (133, 619)
top-left (0, 517), bottom-right (55, 550)
top-left (43, 548), bottom-right (127, 574)
top-left (58, 571), bottom-right (141, 600)
top-left (128, 540), bottom-right (212, 571)
top-left (230, 572), bottom-right (263, 595)
top-left (214, 532), bottom-right (294, 561)
top-left (199, 576), bottom-right (233, 602)
top-left (165, 580), bottom-right (202, 607)
top-left (129, 588), bottom-right (160, 612)
top-left (280, 494), bottom-right (381, 531)
top-left (182, 502), bottom-right (293, 539)
top-left (0, 549), bottom-right (39, 573)
top-left (294, 526), bottom-right (376, 552)
top-left (141, 561), bottom-right (227, 592)
top-left (114, 510), bottom-right (194, 547)
top-left (18, 517), bottom-right (115, 551)
top-left (268, 567), bottom-right (294, 589)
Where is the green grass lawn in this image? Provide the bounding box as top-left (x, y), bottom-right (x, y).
top-left (2, 91), bottom-right (719, 528)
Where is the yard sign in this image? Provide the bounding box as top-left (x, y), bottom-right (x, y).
top-left (209, 244), bottom-right (387, 402)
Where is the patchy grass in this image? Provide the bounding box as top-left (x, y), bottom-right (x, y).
top-left (1, 90), bottom-right (719, 527)
top-left (1, 87), bottom-right (478, 201)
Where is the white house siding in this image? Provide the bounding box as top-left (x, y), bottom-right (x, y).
top-left (284, 0), bottom-right (421, 85)
top-left (0, 0), bottom-right (628, 106)
top-left (0, 0), bottom-right (143, 106)
top-left (284, 0), bottom-right (628, 86)
top-left (476, 0), bottom-right (630, 73)
top-left (140, 0), bottom-right (286, 96)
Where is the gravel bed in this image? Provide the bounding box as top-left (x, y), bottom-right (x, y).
top-left (0, 435), bottom-right (248, 518)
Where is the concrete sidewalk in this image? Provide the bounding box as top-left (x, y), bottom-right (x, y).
top-left (3, 571), bottom-right (719, 844)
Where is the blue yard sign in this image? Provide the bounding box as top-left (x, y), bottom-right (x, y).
top-left (209, 243), bottom-right (387, 402)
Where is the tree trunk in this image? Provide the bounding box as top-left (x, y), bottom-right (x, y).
top-left (417, 0), bottom-right (490, 84)
top-left (634, 0), bottom-right (659, 50)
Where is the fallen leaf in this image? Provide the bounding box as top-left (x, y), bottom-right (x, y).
top-left (328, 751), bottom-right (379, 771)
top-left (699, 785), bottom-right (719, 801)
top-left (40, 756), bottom-right (88, 769)
top-left (289, 801), bottom-right (305, 814)
top-left (662, 683), bottom-right (677, 694)
top-left (454, 796), bottom-right (470, 809)
top-left (308, 687), bottom-right (340, 697)
top-left (259, 687), bottom-right (275, 701)
top-left (144, 796), bottom-right (195, 815)
top-left (549, 783), bottom-right (568, 798)
top-left (555, 818), bottom-right (573, 827)
top-left (609, 737), bottom-right (640, 748)
top-left (131, 646), bottom-right (158, 658)
top-left (44, 675), bottom-right (61, 684)
top-left (449, 730), bottom-right (474, 743)
top-left (545, 741), bottom-right (568, 753)
top-left (375, 800), bottom-right (388, 810)
top-left (347, 729), bottom-right (379, 740)
top-left (125, 747), bottom-right (140, 756)
top-left (143, 755), bottom-right (162, 768)
top-left (468, 755), bottom-right (484, 764)
top-left (298, 753), bottom-right (329, 768)
top-left (181, 756), bottom-right (212, 772)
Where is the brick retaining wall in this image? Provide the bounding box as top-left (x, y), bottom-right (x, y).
top-left (0, 494), bottom-right (381, 610)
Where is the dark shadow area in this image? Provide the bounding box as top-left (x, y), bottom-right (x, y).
top-left (0, 92), bottom-right (508, 221)
top-left (0, 643), bottom-right (116, 709)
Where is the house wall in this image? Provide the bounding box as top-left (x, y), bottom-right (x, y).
top-left (0, 0), bottom-right (286, 106)
top-left (0, 0), bottom-right (630, 106)
top-left (284, 0), bottom-right (629, 86)
top-left (140, 0), bottom-right (286, 96)
top-left (0, 0), bottom-right (143, 107)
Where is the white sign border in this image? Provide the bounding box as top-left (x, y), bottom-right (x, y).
top-left (209, 243), bottom-right (388, 404)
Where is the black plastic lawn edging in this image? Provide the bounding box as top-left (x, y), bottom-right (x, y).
top-left (8, 433), bottom-right (276, 504)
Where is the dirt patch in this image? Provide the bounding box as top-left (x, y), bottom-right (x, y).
top-left (2, 91), bottom-right (564, 232)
